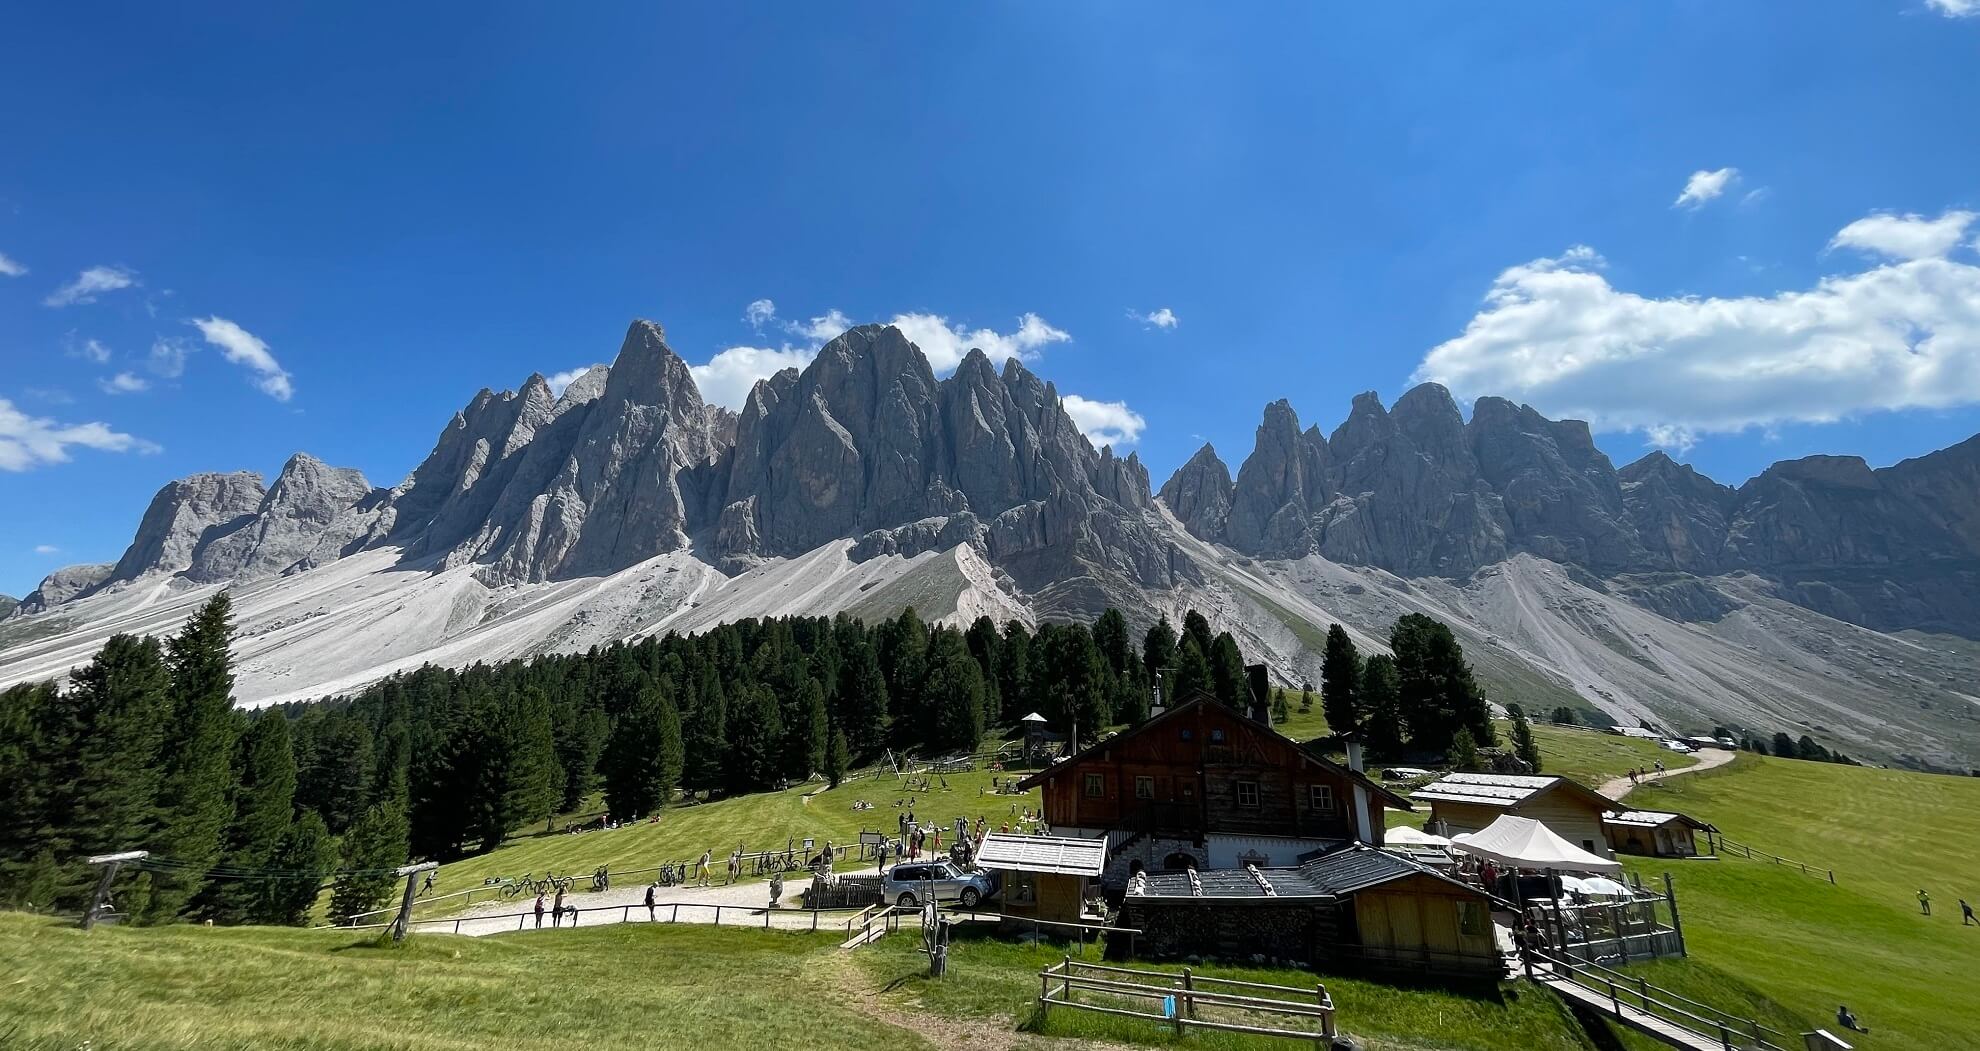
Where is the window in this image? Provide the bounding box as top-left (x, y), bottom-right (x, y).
top-left (1309, 784), bottom-right (1337, 812)
top-left (1210, 728), bottom-right (1225, 743)
top-left (1179, 728), bottom-right (1194, 741)
top-left (1236, 780), bottom-right (1260, 807)
top-left (893, 866), bottom-right (922, 882)
top-left (1458, 901), bottom-right (1489, 937)
top-left (1011, 873), bottom-right (1037, 905)
top-left (1084, 773), bottom-right (1105, 798)
top-left (1134, 775), bottom-right (1156, 800)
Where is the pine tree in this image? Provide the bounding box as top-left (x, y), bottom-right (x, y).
top-left (681, 663), bottom-right (728, 798)
top-left (194, 714), bottom-right (298, 924)
top-left (1171, 637), bottom-right (1213, 701)
top-left (1358, 655), bottom-right (1405, 757)
top-left (552, 705), bottom-right (609, 812)
top-left (837, 643), bottom-right (890, 761)
top-left (295, 713), bottom-right (372, 834)
top-left (41, 637), bottom-right (172, 910)
top-left (1044, 626), bottom-right (1108, 747)
top-left (1771, 732), bottom-right (1796, 758)
top-left (601, 683), bottom-right (683, 819)
top-left (1390, 613), bottom-right (1492, 752)
top-left (1271, 692), bottom-right (1291, 724)
top-left (1093, 609), bottom-right (1135, 678)
top-left (998, 620), bottom-right (1032, 723)
top-left (964, 616), bottom-right (1003, 728)
top-left (825, 724), bottom-right (850, 789)
top-left (1320, 624), bottom-right (1362, 735)
top-left (1208, 632), bottom-right (1249, 710)
top-left (1511, 709), bottom-right (1543, 772)
top-left (328, 799), bottom-right (409, 925)
top-left (781, 678), bottom-right (829, 782)
top-left (261, 812), bottom-right (336, 926)
top-left (1298, 682), bottom-right (1314, 714)
top-left (150, 594), bottom-right (244, 921)
top-left (1115, 663), bottom-right (1151, 727)
top-left (1181, 609), bottom-right (1214, 659)
top-left (1450, 727), bottom-right (1481, 771)
top-left (924, 643), bottom-right (988, 754)
top-left (1141, 615), bottom-right (1178, 684)
top-left (726, 684), bottom-right (784, 793)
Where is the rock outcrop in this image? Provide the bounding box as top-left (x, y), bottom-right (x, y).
top-left (15, 563), bottom-right (115, 615)
top-left (185, 454), bottom-right (377, 583)
top-left (107, 472), bottom-right (268, 584)
top-left (1158, 444), bottom-right (1234, 540)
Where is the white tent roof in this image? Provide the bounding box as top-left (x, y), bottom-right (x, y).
top-left (1450, 815), bottom-right (1621, 873)
top-left (1385, 825), bottom-right (1452, 847)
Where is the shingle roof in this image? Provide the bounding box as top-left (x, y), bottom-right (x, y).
top-left (1411, 772), bottom-right (1610, 811)
top-left (973, 833), bottom-right (1107, 876)
top-left (1604, 809), bottom-right (1714, 831)
top-left (1128, 846), bottom-right (1483, 901)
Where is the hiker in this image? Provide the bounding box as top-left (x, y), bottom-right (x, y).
top-left (876, 839), bottom-right (890, 874)
top-left (644, 882), bottom-right (657, 922)
top-left (728, 844), bottom-right (745, 884)
top-left (1653, 760), bottom-right (1665, 775)
top-left (695, 849), bottom-right (712, 887)
top-left (534, 892), bottom-right (546, 929)
top-left (1964, 899), bottom-right (1977, 926)
top-left (553, 884), bottom-right (567, 927)
top-left (1837, 1005), bottom-right (1868, 1034)
top-left (898, 811), bottom-right (908, 836)
top-left (421, 870), bottom-right (436, 894)
top-left (1920, 889), bottom-right (1932, 916)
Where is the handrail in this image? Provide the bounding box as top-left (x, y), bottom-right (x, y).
top-left (1531, 947), bottom-right (1789, 1050)
top-left (1714, 836), bottom-right (1836, 884)
top-left (335, 896), bottom-right (879, 934)
top-left (1039, 957), bottom-right (1336, 1041)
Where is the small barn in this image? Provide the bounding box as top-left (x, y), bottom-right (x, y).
top-left (1121, 846), bottom-right (1500, 976)
top-left (1412, 773), bottom-right (1616, 859)
top-left (973, 833), bottom-right (1107, 927)
top-left (1604, 810), bottom-right (1715, 858)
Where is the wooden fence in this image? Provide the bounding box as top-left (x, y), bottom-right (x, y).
top-left (1038, 957), bottom-right (1337, 1045)
top-left (1713, 836), bottom-right (1836, 884)
top-left (1529, 946), bottom-right (1792, 1051)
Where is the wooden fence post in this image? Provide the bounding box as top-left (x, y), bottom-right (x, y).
top-left (389, 862), bottom-right (438, 944)
top-left (81, 851), bottom-right (147, 930)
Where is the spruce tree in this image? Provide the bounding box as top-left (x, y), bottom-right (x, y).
top-left (328, 798), bottom-right (409, 925)
top-left (878, 608), bottom-right (929, 749)
top-left (964, 616), bottom-right (1003, 727)
top-left (681, 663), bottom-right (727, 798)
top-left (260, 812), bottom-right (336, 926)
top-left (1450, 727), bottom-right (1481, 772)
top-left (1181, 609), bottom-right (1214, 659)
top-left (998, 620), bottom-right (1032, 722)
top-left (924, 642), bottom-right (987, 754)
top-left (1208, 632), bottom-right (1249, 710)
top-left (601, 683), bottom-right (684, 819)
top-left (1771, 731), bottom-right (1796, 758)
top-left (1358, 654), bottom-right (1406, 757)
top-left (1320, 624), bottom-right (1362, 735)
top-left (1298, 682), bottom-right (1314, 714)
top-left (1141, 615), bottom-right (1178, 684)
top-left (825, 724), bottom-right (850, 789)
top-left (553, 705), bottom-right (609, 813)
top-left (46, 636), bottom-right (172, 910)
top-left (1511, 709), bottom-right (1543, 772)
top-left (838, 643), bottom-right (890, 761)
top-left (195, 714), bottom-right (298, 924)
top-left (1093, 609), bottom-right (1135, 678)
top-left (1271, 691), bottom-right (1291, 724)
top-left (781, 678), bottom-right (829, 782)
top-left (1044, 626), bottom-right (1108, 747)
top-left (150, 594), bottom-right (244, 920)
top-left (726, 684), bottom-right (784, 793)
top-left (1171, 637), bottom-right (1213, 701)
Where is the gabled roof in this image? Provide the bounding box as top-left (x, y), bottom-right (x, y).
top-left (1604, 809), bottom-right (1716, 832)
top-left (1411, 772), bottom-right (1611, 813)
top-left (973, 833), bottom-right (1107, 876)
top-left (1128, 845), bottom-right (1482, 901)
top-left (1011, 691), bottom-right (1413, 810)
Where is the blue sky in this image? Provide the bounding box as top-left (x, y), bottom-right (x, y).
top-left (4, 3), bottom-right (1980, 597)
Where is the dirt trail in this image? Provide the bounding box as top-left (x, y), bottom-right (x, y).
top-left (814, 951), bottom-right (1137, 1051)
top-left (1596, 746), bottom-right (1737, 801)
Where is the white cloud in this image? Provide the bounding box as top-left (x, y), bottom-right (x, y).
top-left (147, 338), bottom-right (189, 378)
top-left (1828, 209), bottom-right (1976, 261)
top-left (0, 397), bottom-right (160, 471)
top-left (1061, 394), bottom-right (1147, 448)
top-left (1673, 168), bottom-right (1738, 209)
top-left (0, 251), bottom-right (26, 277)
top-left (691, 346), bottom-right (818, 410)
top-left (1927, 0), bottom-right (1977, 16)
top-left (190, 316), bottom-right (294, 401)
top-left (744, 298), bottom-right (777, 329)
top-left (786, 309), bottom-right (854, 345)
top-left (67, 336), bottom-right (112, 364)
top-left (45, 265), bottom-right (138, 307)
top-left (544, 364), bottom-right (605, 396)
top-left (1411, 215), bottom-right (1980, 443)
top-left (33, 544), bottom-right (60, 555)
top-left (888, 311), bottom-right (1071, 372)
top-left (98, 371), bottom-right (150, 395)
top-left (1129, 307), bottom-right (1180, 329)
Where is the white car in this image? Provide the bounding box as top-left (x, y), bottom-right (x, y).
top-left (880, 860), bottom-right (997, 909)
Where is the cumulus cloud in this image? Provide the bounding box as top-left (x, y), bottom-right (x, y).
top-left (1927, 0), bottom-right (1976, 16)
top-left (544, 364), bottom-right (605, 397)
top-left (1829, 210), bottom-right (1976, 261)
top-left (98, 371), bottom-right (150, 395)
top-left (0, 251), bottom-right (26, 277)
top-left (0, 397), bottom-right (160, 471)
top-left (1673, 168), bottom-right (1738, 209)
top-left (45, 265), bottom-right (138, 307)
top-left (1411, 217), bottom-right (1980, 445)
top-left (190, 317), bottom-right (294, 401)
top-left (691, 345), bottom-right (818, 410)
top-left (744, 298), bottom-right (778, 329)
top-left (1061, 394), bottom-right (1148, 447)
top-left (1128, 307), bottom-right (1180, 329)
top-left (34, 544), bottom-right (60, 555)
top-left (690, 308), bottom-right (1074, 410)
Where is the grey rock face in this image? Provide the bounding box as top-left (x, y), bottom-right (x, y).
top-left (15, 563), bottom-right (115, 614)
top-left (107, 472), bottom-right (269, 584)
top-left (185, 454), bottom-right (375, 583)
top-left (1619, 452), bottom-right (1736, 573)
top-left (0, 594), bottom-right (14, 619)
top-left (1158, 444), bottom-right (1234, 540)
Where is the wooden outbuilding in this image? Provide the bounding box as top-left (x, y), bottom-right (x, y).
top-left (1412, 773), bottom-right (1616, 859)
top-left (973, 833), bottom-right (1108, 927)
top-left (1603, 809), bottom-right (1715, 858)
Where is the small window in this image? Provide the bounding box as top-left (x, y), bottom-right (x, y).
top-left (1179, 728), bottom-right (1194, 741)
top-left (1236, 780), bottom-right (1260, 807)
top-left (1135, 775), bottom-right (1155, 800)
top-left (1210, 728), bottom-right (1225, 743)
top-left (1180, 782), bottom-right (1196, 799)
top-left (1458, 901), bottom-right (1488, 937)
top-left (1011, 872), bottom-right (1038, 905)
top-left (1310, 784), bottom-right (1336, 812)
top-left (1084, 773), bottom-right (1105, 798)
top-left (1583, 840), bottom-right (1597, 853)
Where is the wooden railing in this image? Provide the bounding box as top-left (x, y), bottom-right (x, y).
top-left (1714, 836), bottom-right (1836, 884)
top-left (333, 897), bottom-right (874, 936)
top-left (1039, 957), bottom-right (1336, 1042)
top-left (1530, 946), bottom-right (1791, 1051)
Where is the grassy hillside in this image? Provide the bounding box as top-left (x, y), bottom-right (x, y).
top-left (1616, 753), bottom-right (1980, 1051)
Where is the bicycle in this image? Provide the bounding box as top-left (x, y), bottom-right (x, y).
top-left (591, 866), bottom-right (610, 893)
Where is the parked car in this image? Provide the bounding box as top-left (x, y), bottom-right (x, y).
top-left (1661, 739), bottom-right (1694, 753)
top-left (881, 860), bottom-right (997, 909)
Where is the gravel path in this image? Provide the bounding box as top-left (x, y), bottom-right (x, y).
top-left (411, 873), bottom-right (867, 937)
top-left (1596, 745), bottom-right (1737, 801)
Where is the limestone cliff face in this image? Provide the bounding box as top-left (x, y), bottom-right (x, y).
top-left (108, 471), bottom-right (269, 583)
top-left (15, 563), bottom-right (115, 614)
top-left (185, 454), bottom-right (376, 582)
top-left (1157, 444), bottom-right (1234, 541)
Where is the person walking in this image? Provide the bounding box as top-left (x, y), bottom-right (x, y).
top-left (644, 881), bottom-right (657, 922)
top-left (1962, 899), bottom-right (1976, 926)
top-left (553, 883), bottom-right (567, 927)
top-left (695, 849), bottom-right (712, 888)
top-left (1919, 889), bottom-right (1932, 916)
top-left (534, 892), bottom-right (546, 929)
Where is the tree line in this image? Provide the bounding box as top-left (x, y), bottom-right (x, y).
top-left (0, 595), bottom-right (1277, 925)
top-left (1315, 615), bottom-right (1498, 759)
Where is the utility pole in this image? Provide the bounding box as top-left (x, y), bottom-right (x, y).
top-left (389, 862), bottom-right (440, 943)
top-left (82, 851), bottom-right (147, 930)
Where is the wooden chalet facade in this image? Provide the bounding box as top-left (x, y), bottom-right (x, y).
top-left (1412, 773), bottom-right (1617, 859)
top-left (1015, 693), bottom-right (1412, 879)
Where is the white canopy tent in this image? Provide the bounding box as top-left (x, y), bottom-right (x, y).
top-left (1385, 825), bottom-right (1453, 847)
top-left (1450, 815), bottom-right (1622, 874)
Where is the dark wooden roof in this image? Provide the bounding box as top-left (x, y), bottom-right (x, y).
top-left (1130, 845), bottom-right (1483, 900)
top-left (1012, 691), bottom-right (1413, 811)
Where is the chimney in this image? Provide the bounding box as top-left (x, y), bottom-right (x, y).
top-left (1345, 740), bottom-right (1365, 773)
top-left (1246, 664), bottom-right (1270, 723)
